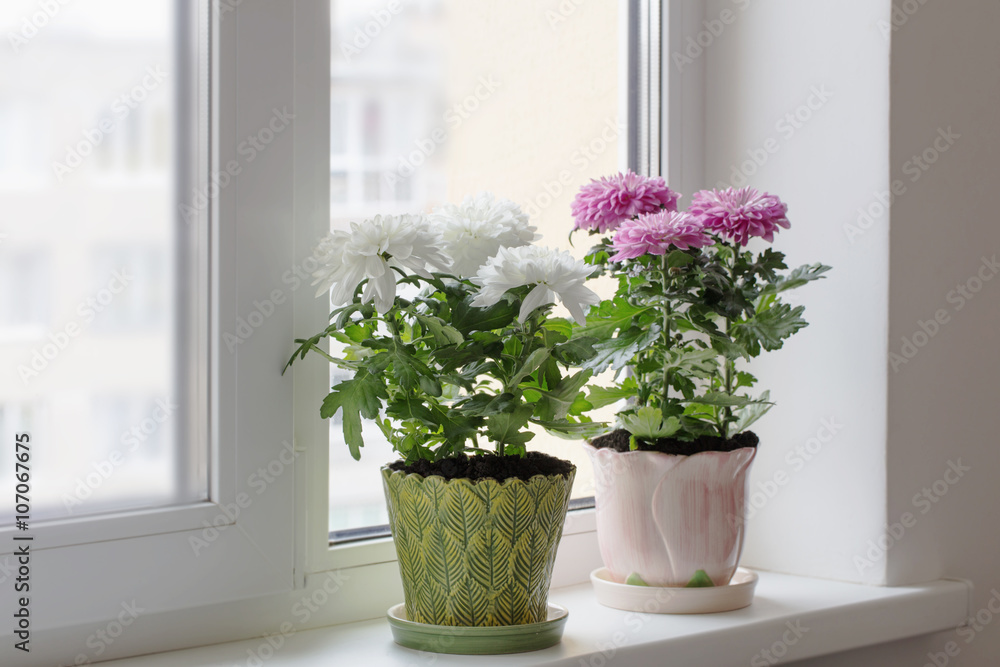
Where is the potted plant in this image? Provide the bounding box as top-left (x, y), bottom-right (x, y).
top-left (286, 194), bottom-right (603, 634)
top-left (568, 172), bottom-right (831, 589)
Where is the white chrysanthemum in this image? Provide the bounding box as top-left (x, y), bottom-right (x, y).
top-left (311, 230), bottom-right (350, 297)
top-left (471, 246), bottom-right (600, 325)
top-left (311, 214), bottom-right (449, 314)
top-left (429, 192), bottom-right (539, 277)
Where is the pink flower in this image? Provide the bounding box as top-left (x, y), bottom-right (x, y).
top-left (688, 187), bottom-right (790, 246)
top-left (571, 170), bottom-right (680, 234)
top-left (609, 211), bottom-right (712, 262)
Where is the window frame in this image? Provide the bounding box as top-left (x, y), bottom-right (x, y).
top-left (306, 0), bottom-right (662, 584)
top-left (2, 3), bottom-right (307, 663)
top-left (2, 1), bottom-right (676, 662)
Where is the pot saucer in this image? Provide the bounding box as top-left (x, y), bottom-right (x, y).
top-left (590, 567), bottom-right (758, 614)
top-left (386, 603), bottom-right (568, 655)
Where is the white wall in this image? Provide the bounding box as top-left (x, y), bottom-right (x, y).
top-left (697, 0), bottom-right (892, 585)
top-left (695, 0), bottom-right (1000, 664)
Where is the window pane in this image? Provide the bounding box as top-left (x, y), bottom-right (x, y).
top-left (0, 1), bottom-right (207, 523)
top-left (329, 0), bottom-right (623, 535)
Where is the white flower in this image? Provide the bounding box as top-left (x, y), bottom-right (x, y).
top-left (471, 246), bottom-right (600, 325)
top-left (311, 230), bottom-right (349, 297)
top-left (311, 214), bottom-right (449, 314)
top-left (429, 192), bottom-right (539, 277)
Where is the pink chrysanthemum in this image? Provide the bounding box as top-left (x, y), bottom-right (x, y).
top-left (571, 170), bottom-right (680, 234)
top-left (688, 187), bottom-right (790, 246)
top-left (609, 211), bottom-right (712, 262)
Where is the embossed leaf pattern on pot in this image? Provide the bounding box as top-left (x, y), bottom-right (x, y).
top-left (584, 444), bottom-right (756, 587)
top-left (382, 467), bottom-right (575, 627)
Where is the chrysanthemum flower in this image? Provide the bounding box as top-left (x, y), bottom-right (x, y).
top-left (571, 170), bottom-right (680, 234)
top-left (609, 211), bottom-right (712, 262)
top-left (429, 192), bottom-right (539, 277)
top-left (471, 246), bottom-right (600, 325)
top-left (688, 187), bottom-right (790, 246)
top-left (312, 214), bottom-right (449, 314)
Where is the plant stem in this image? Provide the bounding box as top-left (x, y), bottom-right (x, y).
top-left (721, 243), bottom-right (738, 437)
top-left (660, 255), bottom-right (672, 411)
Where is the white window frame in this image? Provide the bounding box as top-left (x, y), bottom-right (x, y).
top-left (3, 1), bottom-right (680, 663)
top-left (301, 0), bottom-right (660, 620)
top-left (3, 2), bottom-right (308, 664)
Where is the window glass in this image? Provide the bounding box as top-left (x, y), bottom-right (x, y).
top-left (0, 0), bottom-right (207, 524)
top-left (329, 0), bottom-right (623, 536)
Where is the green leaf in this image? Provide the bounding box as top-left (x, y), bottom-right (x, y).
top-left (574, 296), bottom-right (653, 340)
top-left (620, 406), bottom-right (682, 440)
top-left (762, 263), bottom-right (831, 298)
top-left (583, 325), bottom-right (660, 373)
top-left (321, 369), bottom-right (387, 460)
top-left (586, 377), bottom-right (638, 409)
top-left (415, 314), bottom-right (465, 345)
top-left (533, 419), bottom-right (608, 439)
top-left (533, 370), bottom-right (593, 421)
top-left (710, 335), bottom-right (750, 361)
top-left (460, 392), bottom-right (519, 417)
top-left (485, 405), bottom-right (535, 449)
top-left (550, 337), bottom-right (598, 365)
top-left (728, 390), bottom-right (773, 438)
top-left (685, 392), bottom-right (769, 408)
top-left (510, 348), bottom-right (551, 388)
top-left (451, 294), bottom-right (519, 334)
top-left (664, 347), bottom-right (719, 377)
top-left (735, 303), bottom-right (809, 354)
top-left (417, 375), bottom-right (443, 397)
top-left (667, 250), bottom-right (694, 269)
top-left (364, 337), bottom-right (437, 394)
top-left (542, 317), bottom-right (574, 339)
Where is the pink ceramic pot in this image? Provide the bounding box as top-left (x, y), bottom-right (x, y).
top-left (583, 443), bottom-right (757, 587)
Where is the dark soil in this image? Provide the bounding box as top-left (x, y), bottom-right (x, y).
top-left (590, 429), bottom-right (758, 456)
top-left (387, 451), bottom-right (574, 482)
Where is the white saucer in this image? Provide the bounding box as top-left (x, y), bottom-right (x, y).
top-left (590, 567), bottom-right (758, 614)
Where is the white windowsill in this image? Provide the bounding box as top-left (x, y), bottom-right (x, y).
top-left (103, 572), bottom-right (971, 666)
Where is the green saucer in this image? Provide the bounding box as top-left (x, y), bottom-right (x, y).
top-left (386, 603), bottom-right (568, 655)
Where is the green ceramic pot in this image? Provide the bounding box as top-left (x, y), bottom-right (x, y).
top-left (381, 464), bottom-right (576, 627)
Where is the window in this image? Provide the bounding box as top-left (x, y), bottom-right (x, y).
top-left (3, 1), bottom-right (664, 662)
top-left (327, 0), bottom-right (628, 540)
top-left (0, 2), bottom-right (303, 661)
top-left (0, 0), bottom-right (206, 526)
